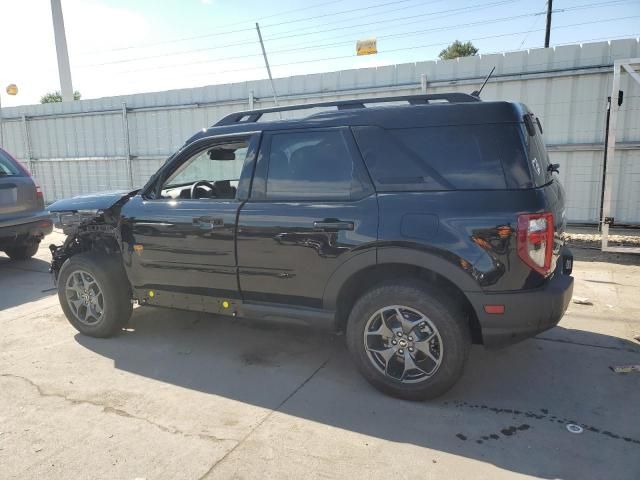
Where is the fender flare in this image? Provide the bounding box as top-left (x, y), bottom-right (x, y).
top-left (322, 246), bottom-right (480, 310)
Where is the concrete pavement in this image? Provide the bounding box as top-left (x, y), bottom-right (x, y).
top-left (1, 232), bottom-right (639, 479)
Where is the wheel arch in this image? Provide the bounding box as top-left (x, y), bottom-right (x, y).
top-left (324, 247), bottom-right (483, 344)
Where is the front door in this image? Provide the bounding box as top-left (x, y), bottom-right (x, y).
top-left (236, 127), bottom-right (378, 310)
top-left (121, 132), bottom-right (259, 312)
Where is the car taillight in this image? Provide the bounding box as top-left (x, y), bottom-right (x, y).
top-left (517, 212), bottom-right (554, 276)
top-left (35, 184), bottom-right (44, 200)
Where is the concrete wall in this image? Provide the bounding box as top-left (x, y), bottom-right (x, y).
top-left (1, 38), bottom-right (639, 223)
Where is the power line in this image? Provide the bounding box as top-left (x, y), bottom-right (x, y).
top-left (78, 0), bottom-right (631, 71)
top-left (76, 0), bottom-right (521, 67)
top-left (101, 10), bottom-right (550, 74)
top-left (76, 0), bottom-right (422, 55)
top-left (108, 15), bottom-right (640, 79)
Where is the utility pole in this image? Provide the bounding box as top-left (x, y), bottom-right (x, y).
top-left (50, 0), bottom-right (74, 102)
top-left (544, 0), bottom-right (553, 48)
top-left (255, 22), bottom-right (279, 109)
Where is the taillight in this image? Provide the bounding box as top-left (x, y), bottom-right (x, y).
top-left (35, 184), bottom-right (44, 200)
top-left (517, 212), bottom-right (554, 276)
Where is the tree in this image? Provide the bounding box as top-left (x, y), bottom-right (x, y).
top-left (438, 41), bottom-right (479, 60)
top-left (40, 90), bottom-right (81, 103)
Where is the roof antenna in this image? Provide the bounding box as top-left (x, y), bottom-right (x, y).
top-left (471, 66), bottom-right (495, 98)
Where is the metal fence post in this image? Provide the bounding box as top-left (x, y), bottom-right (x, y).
top-left (421, 74), bottom-right (428, 93)
top-left (121, 102), bottom-right (133, 188)
top-left (20, 114), bottom-right (33, 174)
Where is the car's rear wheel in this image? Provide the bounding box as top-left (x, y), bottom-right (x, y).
top-left (4, 238), bottom-right (40, 260)
top-left (57, 253), bottom-right (132, 338)
top-left (346, 280), bottom-right (471, 400)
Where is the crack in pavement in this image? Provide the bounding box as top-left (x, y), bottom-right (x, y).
top-left (0, 373), bottom-right (236, 445)
top-left (196, 357), bottom-right (331, 480)
top-left (534, 336), bottom-right (640, 353)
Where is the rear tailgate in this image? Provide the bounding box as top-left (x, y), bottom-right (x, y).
top-left (0, 149), bottom-right (41, 224)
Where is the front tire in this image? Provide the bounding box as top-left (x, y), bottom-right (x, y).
top-left (346, 280), bottom-right (471, 400)
top-left (57, 253), bottom-right (132, 338)
top-left (5, 239), bottom-right (40, 260)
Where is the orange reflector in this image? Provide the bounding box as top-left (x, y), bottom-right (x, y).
top-left (484, 304), bottom-right (505, 314)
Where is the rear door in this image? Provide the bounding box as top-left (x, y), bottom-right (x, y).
top-left (0, 149), bottom-right (39, 224)
top-left (236, 127), bottom-right (377, 309)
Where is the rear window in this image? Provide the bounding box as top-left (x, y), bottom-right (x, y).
top-left (0, 150), bottom-right (22, 177)
top-left (353, 125), bottom-right (511, 191)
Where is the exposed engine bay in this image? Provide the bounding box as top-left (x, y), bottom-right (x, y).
top-left (48, 191), bottom-right (137, 281)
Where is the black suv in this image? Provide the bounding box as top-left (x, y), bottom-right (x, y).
top-left (49, 94), bottom-right (573, 400)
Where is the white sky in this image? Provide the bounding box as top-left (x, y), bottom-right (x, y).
top-left (1, 0), bottom-right (639, 107)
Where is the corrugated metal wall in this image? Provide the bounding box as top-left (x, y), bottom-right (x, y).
top-left (1, 39), bottom-right (639, 223)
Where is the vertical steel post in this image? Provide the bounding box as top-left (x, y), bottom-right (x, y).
top-left (420, 74), bottom-right (428, 93)
top-left (544, 0), bottom-right (552, 48)
top-left (601, 63), bottom-right (621, 250)
top-left (249, 90), bottom-right (255, 110)
top-left (50, 0), bottom-right (74, 102)
top-left (256, 22), bottom-right (280, 111)
top-left (21, 114), bottom-right (33, 174)
top-left (121, 102), bottom-right (133, 189)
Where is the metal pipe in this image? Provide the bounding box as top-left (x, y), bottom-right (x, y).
top-left (50, 0), bottom-right (74, 102)
top-left (121, 102), bottom-right (133, 188)
top-left (598, 96), bottom-right (611, 231)
top-left (255, 22), bottom-right (280, 111)
top-left (544, 0), bottom-right (553, 48)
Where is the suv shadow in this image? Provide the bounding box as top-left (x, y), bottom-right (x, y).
top-left (75, 307), bottom-right (640, 480)
top-left (0, 256), bottom-right (56, 311)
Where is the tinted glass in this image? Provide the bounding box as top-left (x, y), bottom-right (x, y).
top-left (522, 124), bottom-right (552, 187)
top-left (266, 130), bottom-right (362, 200)
top-left (353, 125), bottom-right (510, 191)
top-left (0, 151), bottom-right (22, 177)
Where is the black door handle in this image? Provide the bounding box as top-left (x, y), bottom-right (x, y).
top-left (313, 220), bottom-right (354, 231)
top-left (193, 216), bottom-right (224, 229)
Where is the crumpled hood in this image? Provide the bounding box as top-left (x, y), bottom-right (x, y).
top-left (48, 190), bottom-right (136, 212)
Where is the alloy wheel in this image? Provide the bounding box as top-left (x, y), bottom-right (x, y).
top-left (65, 270), bottom-right (105, 325)
top-left (363, 305), bottom-right (443, 383)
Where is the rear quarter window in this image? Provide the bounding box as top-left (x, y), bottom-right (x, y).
top-left (522, 124), bottom-right (553, 187)
top-left (352, 125), bottom-right (511, 191)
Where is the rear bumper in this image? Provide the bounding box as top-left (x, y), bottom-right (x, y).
top-left (0, 212), bottom-right (53, 246)
top-left (468, 269), bottom-right (574, 348)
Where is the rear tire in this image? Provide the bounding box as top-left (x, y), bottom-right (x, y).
top-left (346, 280), bottom-right (471, 400)
top-left (5, 239), bottom-right (40, 260)
top-left (57, 253), bottom-right (132, 338)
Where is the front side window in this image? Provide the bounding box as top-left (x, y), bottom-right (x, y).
top-left (159, 141), bottom-right (248, 200)
top-left (265, 130), bottom-right (364, 200)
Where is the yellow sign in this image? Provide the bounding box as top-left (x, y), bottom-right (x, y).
top-left (6, 84), bottom-right (18, 95)
top-left (356, 38), bottom-right (377, 56)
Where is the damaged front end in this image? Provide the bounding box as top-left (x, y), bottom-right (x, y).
top-left (48, 191), bottom-right (136, 282)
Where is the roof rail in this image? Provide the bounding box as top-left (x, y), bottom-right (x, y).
top-left (213, 93), bottom-right (480, 126)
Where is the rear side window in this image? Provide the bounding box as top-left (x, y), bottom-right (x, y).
top-left (265, 130), bottom-right (369, 200)
top-left (522, 125), bottom-right (553, 187)
top-left (353, 125), bottom-right (510, 191)
top-left (0, 151), bottom-right (22, 177)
